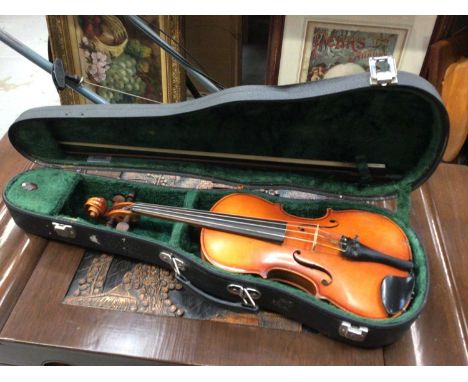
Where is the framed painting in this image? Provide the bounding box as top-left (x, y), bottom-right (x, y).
top-left (47, 16), bottom-right (185, 105)
top-left (299, 21), bottom-right (408, 81)
top-left (278, 16), bottom-right (437, 85)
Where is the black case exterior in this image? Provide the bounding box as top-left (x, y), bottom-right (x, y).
top-left (4, 70), bottom-right (446, 348)
top-left (5, 196), bottom-right (428, 348)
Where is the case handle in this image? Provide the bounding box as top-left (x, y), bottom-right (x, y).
top-left (175, 273), bottom-right (260, 313)
top-left (159, 251), bottom-right (260, 313)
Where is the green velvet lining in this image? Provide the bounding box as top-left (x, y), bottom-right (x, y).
top-left (5, 169), bottom-right (80, 215)
top-left (9, 86), bottom-right (445, 205)
top-left (4, 168), bottom-right (427, 325)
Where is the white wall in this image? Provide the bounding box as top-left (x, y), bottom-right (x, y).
top-left (0, 16), bottom-right (60, 138)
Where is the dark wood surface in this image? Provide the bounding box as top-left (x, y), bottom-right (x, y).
top-left (0, 134), bottom-right (467, 365)
top-left (0, 138), bottom-right (46, 330)
top-left (184, 16), bottom-right (242, 88)
top-left (385, 164), bottom-right (468, 365)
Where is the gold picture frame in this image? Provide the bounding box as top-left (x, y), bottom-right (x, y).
top-left (47, 16), bottom-right (185, 104)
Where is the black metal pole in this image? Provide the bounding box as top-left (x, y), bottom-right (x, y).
top-left (0, 28), bottom-right (108, 104)
top-left (124, 15), bottom-right (222, 93)
top-left (186, 76), bottom-right (202, 98)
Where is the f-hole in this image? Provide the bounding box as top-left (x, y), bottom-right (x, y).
top-left (266, 269), bottom-right (317, 295)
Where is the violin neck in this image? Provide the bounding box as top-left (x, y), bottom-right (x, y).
top-left (131, 202), bottom-right (286, 243)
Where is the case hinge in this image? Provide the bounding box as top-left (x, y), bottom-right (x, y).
top-left (227, 284), bottom-right (261, 309)
top-left (52, 222), bottom-right (76, 239)
top-left (339, 321), bottom-right (369, 342)
top-left (369, 56), bottom-right (398, 86)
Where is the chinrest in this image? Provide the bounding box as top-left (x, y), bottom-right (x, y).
top-left (381, 274), bottom-right (415, 316)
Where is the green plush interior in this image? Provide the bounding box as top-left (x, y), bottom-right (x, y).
top-left (9, 86), bottom-right (445, 201)
top-left (4, 167), bottom-right (428, 325)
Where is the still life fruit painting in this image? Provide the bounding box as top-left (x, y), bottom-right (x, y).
top-left (47, 15), bottom-right (184, 105)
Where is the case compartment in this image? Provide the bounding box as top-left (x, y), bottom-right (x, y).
top-left (4, 167), bottom-right (429, 346)
top-left (8, 72), bottom-right (448, 201)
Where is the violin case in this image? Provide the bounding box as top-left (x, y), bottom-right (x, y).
top-left (2, 59), bottom-right (449, 348)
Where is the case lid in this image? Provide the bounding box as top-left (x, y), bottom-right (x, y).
top-left (8, 71), bottom-right (448, 200)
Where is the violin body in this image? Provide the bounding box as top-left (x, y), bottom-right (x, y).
top-left (201, 193), bottom-right (412, 319)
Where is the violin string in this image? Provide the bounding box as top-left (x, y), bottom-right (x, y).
top-left (130, 205), bottom-right (345, 252)
top-left (105, 204), bottom-right (348, 257)
top-left (132, 202), bottom-right (344, 244)
top-left (104, 197), bottom-right (347, 244)
top-left (132, 201), bottom-right (340, 235)
top-left (129, 204), bottom-right (345, 252)
top-left (131, 203), bottom-right (341, 244)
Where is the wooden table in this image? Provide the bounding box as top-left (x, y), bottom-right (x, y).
top-left (0, 135), bottom-right (466, 365)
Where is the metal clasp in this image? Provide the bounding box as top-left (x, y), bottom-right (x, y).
top-left (159, 251), bottom-right (186, 277)
top-left (369, 56), bottom-right (398, 86)
top-left (52, 222), bottom-right (76, 239)
top-left (227, 284), bottom-right (261, 309)
top-left (339, 321), bottom-right (369, 342)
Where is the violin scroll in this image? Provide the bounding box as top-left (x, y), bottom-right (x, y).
top-left (84, 197), bottom-right (107, 219)
top-left (84, 193), bottom-right (138, 228)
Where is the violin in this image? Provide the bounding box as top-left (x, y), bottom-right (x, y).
top-left (85, 192), bottom-right (415, 319)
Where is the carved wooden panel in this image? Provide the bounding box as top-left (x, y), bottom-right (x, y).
top-left (63, 250), bottom-right (304, 332)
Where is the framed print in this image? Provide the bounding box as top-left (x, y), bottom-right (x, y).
top-left (299, 21), bottom-right (407, 82)
top-left (278, 16), bottom-right (437, 85)
top-left (47, 16), bottom-right (185, 105)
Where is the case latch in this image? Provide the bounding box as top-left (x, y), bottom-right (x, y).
top-left (369, 56), bottom-right (398, 86)
top-left (52, 222), bottom-right (76, 239)
top-left (339, 321), bottom-right (369, 342)
top-left (227, 284), bottom-right (261, 309)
